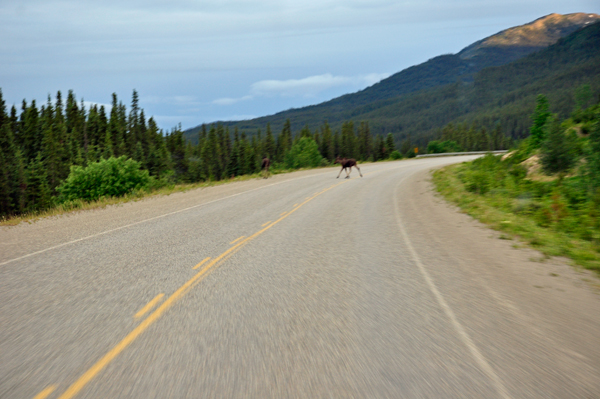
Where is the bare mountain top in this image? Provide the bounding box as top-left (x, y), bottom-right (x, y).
top-left (459, 13), bottom-right (600, 60)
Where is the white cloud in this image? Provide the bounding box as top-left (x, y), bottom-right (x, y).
top-left (250, 74), bottom-right (351, 97)
top-left (212, 72), bottom-right (390, 106)
top-left (212, 95), bottom-right (253, 106)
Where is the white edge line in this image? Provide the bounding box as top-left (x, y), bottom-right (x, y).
top-left (393, 176), bottom-right (511, 399)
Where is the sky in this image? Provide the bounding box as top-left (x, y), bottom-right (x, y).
top-left (2, 1), bottom-right (599, 131)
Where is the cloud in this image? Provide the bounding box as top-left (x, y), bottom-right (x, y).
top-left (212, 95), bottom-right (253, 106)
top-left (212, 72), bottom-right (390, 106)
top-left (250, 74), bottom-right (350, 97)
top-left (249, 73), bottom-right (390, 98)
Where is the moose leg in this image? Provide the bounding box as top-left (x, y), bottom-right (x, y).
top-left (337, 166), bottom-right (344, 178)
top-left (355, 165), bottom-right (363, 177)
top-left (345, 167), bottom-right (351, 179)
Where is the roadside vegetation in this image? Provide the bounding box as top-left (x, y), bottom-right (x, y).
top-left (432, 90), bottom-right (600, 273)
top-left (0, 89), bottom-right (405, 225)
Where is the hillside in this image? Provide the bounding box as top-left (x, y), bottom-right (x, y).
top-left (184, 13), bottom-right (600, 145)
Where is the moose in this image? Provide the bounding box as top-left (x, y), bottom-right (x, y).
top-left (261, 157), bottom-right (271, 179)
top-left (334, 157), bottom-right (363, 179)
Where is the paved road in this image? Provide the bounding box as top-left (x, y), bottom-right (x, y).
top-left (2, 157), bottom-right (600, 399)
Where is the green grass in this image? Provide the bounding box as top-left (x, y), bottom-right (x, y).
top-left (432, 163), bottom-right (600, 274)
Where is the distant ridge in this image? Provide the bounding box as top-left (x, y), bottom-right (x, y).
top-left (184, 13), bottom-right (600, 144)
top-left (459, 13), bottom-right (600, 66)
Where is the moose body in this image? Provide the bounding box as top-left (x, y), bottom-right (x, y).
top-left (334, 157), bottom-right (363, 179)
top-left (261, 157), bottom-right (271, 179)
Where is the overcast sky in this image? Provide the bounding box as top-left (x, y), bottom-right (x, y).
top-left (2, 1), bottom-right (599, 131)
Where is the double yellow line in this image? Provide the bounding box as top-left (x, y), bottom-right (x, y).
top-left (39, 180), bottom-right (346, 399)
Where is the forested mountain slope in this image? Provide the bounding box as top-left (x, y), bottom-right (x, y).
top-left (184, 13), bottom-right (600, 146)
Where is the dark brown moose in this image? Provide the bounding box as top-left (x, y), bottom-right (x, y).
top-left (261, 157), bottom-right (271, 179)
top-left (334, 157), bottom-right (363, 179)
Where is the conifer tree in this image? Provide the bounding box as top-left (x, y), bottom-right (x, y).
top-left (530, 94), bottom-right (551, 148)
top-left (0, 150), bottom-right (11, 215)
top-left (202, 125), bottom-right (222, 180)
top-left (217, 124), bottom-right (230, 179)
top-left (340, 121), bottom-right (355, 158)
top-left (358, 122), bottom-right (372, 161)
top-left (230, 128), bottom-right (241, 177)
top-left (41, 97), bottom-right (62, 190)
top-left (264, 124), bottom-right (275, 159)
top-left (319, 122), bottom-right (334, 161)
top-left (541, 116), bottom-right (576, 175)
top-left (26, 153), bottom-right (52, 212)
top-left (65, 91), bottom-right (83, 164)
top-left (0, 121), bottom-right (15, 215)
top-left (276, 120), bottom-right (292, 162)
top-left (12, 150), bottom-right (27, 214)
top-left (21, 100), bottom-right (41, 161)
top-left (588, 109), bottom-right (600, 190)
top-left (240, 132), bottom-right (251, 175)
top-left (299, 125), bottom-right (312, 140)
top-left (385, 132), bottom-right (395, 158)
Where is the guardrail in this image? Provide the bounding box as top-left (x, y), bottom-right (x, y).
top-left (416, 150), bottom-right (509, 158)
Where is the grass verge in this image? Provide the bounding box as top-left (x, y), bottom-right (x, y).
top-left (432, 163), bottom-right (600, 274)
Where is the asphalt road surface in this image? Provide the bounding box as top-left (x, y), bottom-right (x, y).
top-left (2, 156), bottom-right (600, 399)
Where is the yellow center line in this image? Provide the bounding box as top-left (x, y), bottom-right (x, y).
top-left (33, 385), bottom-right (56, 399)
top-left (280, 211), bottom-right (287, 216)
top-left (192, 257), bottom-right (211, 270)
top-left (261, 221), bottom-right (272, 227)
top-left (133, 294), bottom-right (165, 319)
top-left (229, 236), bottom-right (245, 245)
top-left (55, 180), bottom-right (347, 399)
top-left (293, 203), bottom-right (299, 207)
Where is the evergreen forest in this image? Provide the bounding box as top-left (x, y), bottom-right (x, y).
top-left (0, 89), bottom-right (439, 219)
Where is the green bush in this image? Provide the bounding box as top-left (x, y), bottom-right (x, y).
top-left (57, 156), bottom-right (151, 202)
top-left (427, 140), bottom-right (462, 154)
top-left (389, 150), bottom-right (403, 160)
top-left (284, 137), bottom-right (323, 169)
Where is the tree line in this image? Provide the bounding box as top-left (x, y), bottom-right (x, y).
top-left (0, 89), bottom-right (404, 219)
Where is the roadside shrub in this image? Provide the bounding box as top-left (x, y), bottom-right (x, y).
top-left (389, 150), bottom-right (403, 160)
top-left (463, 169), bottom-right (492, 195)
top-left (284, 137), bottom-right (323, 169)
top-left (57, 156), bottom-right (151, 202)
top-left (405, 149), bottom-right (416, 158)
top-left (427, 140), bottom-right (462, 154)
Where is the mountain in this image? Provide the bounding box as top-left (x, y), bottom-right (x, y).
top-left (184, 13), bottom-right (600, 145)
top-left (458, 13), bottom-right (599, 67)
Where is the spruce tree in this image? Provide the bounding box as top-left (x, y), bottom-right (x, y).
top-left (540, 116), bottom-right (577, 175)
top-left (530, 94), bottom-right (551, 148)
top-left (26, 153), bottom-right (52, 212)
top-left (0, 150), bottom-right (11, 216)
top-left (385, 132), bottom-right (395, 156)
top-left (22, 100), bottom-right (41, 161)
top-left (264, 124), bottom-right (275, 159)
top-left (358, 122), bottom-right (372, 161)
top-left (320, 122), bottom-right (334, 162)
top-left (587, 109), bottom-right (600, 190)
top-left (340, 121), bottom-right (355, 158)
top-left (202, 125), bottom-right (221, 180)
